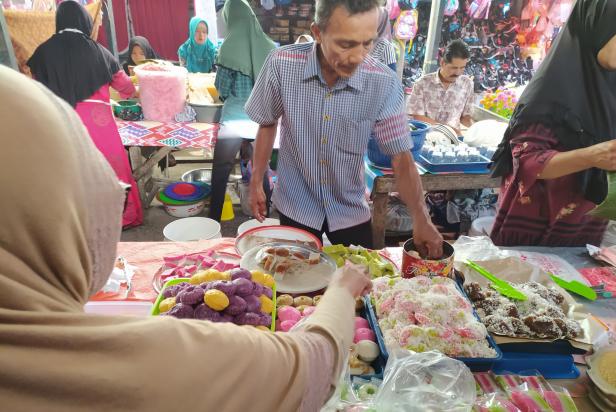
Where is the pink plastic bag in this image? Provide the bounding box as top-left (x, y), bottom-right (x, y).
top-left (135, 64), bottom-right (187, 122)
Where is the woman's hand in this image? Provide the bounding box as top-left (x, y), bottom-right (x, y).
top-left (331, 262), bottom-right (372, 298)
top-left (585, 140), bottom-right (616, 171)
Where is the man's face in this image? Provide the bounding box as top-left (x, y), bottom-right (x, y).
top-left (440, 57), bottom-right (469, 83)
top-left (311, 6), bottom-right (378, 78)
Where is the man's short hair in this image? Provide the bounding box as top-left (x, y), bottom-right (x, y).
top-left (315, 0), bottom-right (380, 31)
top-left (443, 39), bottom-right (470, 63)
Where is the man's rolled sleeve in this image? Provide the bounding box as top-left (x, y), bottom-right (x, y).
top-left (245, 51), bottom-right (284, 125)
top-left (373, 77), bottom-right (413, 156)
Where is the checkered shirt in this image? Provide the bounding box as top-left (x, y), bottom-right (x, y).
top-left (370, 38), bottom-right (397, 66)
top-left (245, 43), bottom-right (411, 231)
top-left (215, 66), bottom-right (254, 101)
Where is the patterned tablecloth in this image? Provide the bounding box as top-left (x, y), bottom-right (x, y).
top-left (116, 120), bottom-right (219, 149)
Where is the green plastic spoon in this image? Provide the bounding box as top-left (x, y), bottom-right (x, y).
top-left (549, 273), bottom-right (597, 301)
top-left (465, 260), bottom-right (527, 301)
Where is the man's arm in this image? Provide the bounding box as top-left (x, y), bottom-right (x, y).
top-left (391, 151), bottom-right (443, 258)
top-left (410, 114), bottom-right (439, 125)
top-left (249, 124), bottom-right (277, 220)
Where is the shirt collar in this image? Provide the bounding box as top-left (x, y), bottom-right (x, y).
top-left (303, 44), bottom-right (364, 92)
top-left (432, 70), bottom-right (462, 88)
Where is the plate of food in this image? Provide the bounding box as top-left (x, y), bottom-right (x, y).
top-left (323, 244), bottom-right (398, 278)
top-left (240, 242), bottom-right (336, 294)
top-left (235, 225), bottom-right (322, 256)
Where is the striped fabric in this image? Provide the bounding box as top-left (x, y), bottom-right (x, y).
top-left (370, 38), bottom-right (397, 66)
top-left (214, 65), bottom-right (254, 101)
top-left (245, 43), bottom-right (411, 231)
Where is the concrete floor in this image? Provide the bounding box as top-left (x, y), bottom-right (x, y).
top-left (120, 150), bottom-right (252, 242)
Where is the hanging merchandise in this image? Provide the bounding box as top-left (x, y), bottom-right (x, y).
top-left (389, 0), bottom-right (401, 20)
top-left (261, 0), bottom-right (275, 11)
top-left (467, 0), bottom-right (492, 19)
top-left (274, 0), bottom-right (292, 6)
top-left (444, 0), bottom-right (459, 16)
top-left (393, 9), bottom-right (418, 41)
top-left (399, 0), bottom-right (419, 9)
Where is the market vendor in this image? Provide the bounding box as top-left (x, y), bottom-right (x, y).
top-left (177, 17), bottom-right (216, 73)
top-left (246, 0), bottom-right (443, 256)
top-left (407, 39), bottom-right (474, 136)
top-left (490, 0), bottom-right (616, 247)
top-left (0, 64), bottom-right (374, 411)
top-left (208, 0), bottom-right (277, 221)
top-left (122, 36), bottom-right (158, 75)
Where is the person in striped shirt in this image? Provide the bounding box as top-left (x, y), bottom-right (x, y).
top-left (246, 0), bottom-right (442, 257)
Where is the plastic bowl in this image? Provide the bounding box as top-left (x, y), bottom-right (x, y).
top-left (163, 217), bottom-right (221, 241)
top-left (367, 120), bottom-right (430, 168)
top-left (162, 199), bottom-right (206, 218)
top-left (181, 168), bottom-right (212, 184)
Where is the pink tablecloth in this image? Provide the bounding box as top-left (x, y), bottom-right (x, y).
top-left (117, 120), bottom-right (219, 149)
top-left (91, 240), bottom-right (403, 303)
top-left (91, 239), bottom-right (237, 302)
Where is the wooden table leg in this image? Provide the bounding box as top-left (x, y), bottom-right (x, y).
top-left (372, 190), bottom-right (389, 250)
top-left (128, 146), bottom-right (148, 208)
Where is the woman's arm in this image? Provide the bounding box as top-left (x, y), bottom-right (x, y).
top-left (110, 71), bottom-right (136, 99)
top-left (538, 140), bottom-right (616, 179)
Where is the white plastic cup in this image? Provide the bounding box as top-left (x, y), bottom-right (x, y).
top-left (163, 217), bottom-right (222, 241)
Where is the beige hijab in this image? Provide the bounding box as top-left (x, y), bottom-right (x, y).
top-left (0, 65), bottom-right (353, 411)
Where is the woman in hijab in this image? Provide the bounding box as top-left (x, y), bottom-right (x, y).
top-left (178, 17), bottom-right (217, 73)
top-left (370, 7), bottom-right (397, 71)
top-left (209, 0), bottom-right (277, 221)
top-left (123, 36), bottom-right (158, 75)
top-left (0, 64), bottom-right (372, 411)
top-left (490, 0), bottom-right (616, 247)
top-left (27, 0), bottom-right (142, 229)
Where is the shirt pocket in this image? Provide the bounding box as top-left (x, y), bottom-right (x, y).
top-left (335, 117), bottom-right (373, 156)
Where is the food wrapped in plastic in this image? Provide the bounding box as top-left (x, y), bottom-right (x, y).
top-left (373, 350), bottom-right (476, 412)
top-left (262, 286), bottom-right (273, 299)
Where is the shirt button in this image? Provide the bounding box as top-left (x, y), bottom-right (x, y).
top-left (323, 114), bottom-right (331, 121)
top-left (325, 92), bottom-right (333, 99)
top-left (320, 159), bottom-right (327, 165)
top-left (321, 137), bottom-right (328, 144)
top-left (323, 201), bottom-right (329, 207)
top-left (321, 179), bottom-right (327, 184)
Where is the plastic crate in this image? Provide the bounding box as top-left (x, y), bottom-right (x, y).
top-left (416, 153), bottom-right (492, 174)
top-left (364, 291), bottom-right (502, 372)
top-left (492, 351), bottom-right (580, 379)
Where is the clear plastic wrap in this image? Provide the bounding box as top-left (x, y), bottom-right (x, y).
top-left (372, 350), bottom-right (476, 411)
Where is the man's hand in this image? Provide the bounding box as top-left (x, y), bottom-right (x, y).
top-left (249, 178), bottom-right (267, 222)
top-left (413, 217), bottom-right (443, 259)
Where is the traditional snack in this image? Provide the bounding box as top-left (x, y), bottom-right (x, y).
top-left (323, 244), bottom-right (396, 277)
top-left (293, 296), bottom-right (313, 307)
top-left (158, 269), bottom-right (274, 329)
top-left (371, 276), bottom-right (497, 358)
top-left (277, 294), bottom-right (294, 307)
top-left (257, 246), bottom-right (321, 276)
top-left (464, 281), bottom-right (583, 340)
top-left (313, 295), bottom-right (323, 305)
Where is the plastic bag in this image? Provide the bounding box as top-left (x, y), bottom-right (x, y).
top-left (373, 350), bottom-right (476, 411)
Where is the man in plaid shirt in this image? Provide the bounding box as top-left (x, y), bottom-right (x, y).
top-left (246, 0), bottom-right (442, 256)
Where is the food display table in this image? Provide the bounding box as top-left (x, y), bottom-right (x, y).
top-left (116, 120), bottom-right (219, 207)
top-left (365, 161), bottom-right (501, 248)
top-left (92, 241), bottom-right (615, 410)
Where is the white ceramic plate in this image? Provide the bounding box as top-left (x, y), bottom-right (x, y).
top-left (235, 225), bottom-right (322, 256)
top-left (240, 242), bottom-right (336, 294)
